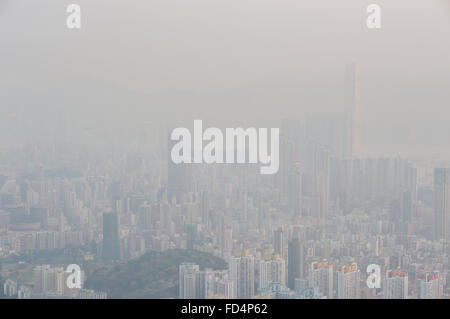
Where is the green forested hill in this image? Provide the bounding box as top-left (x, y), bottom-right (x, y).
top-left (84, 249), bottom-right (227, 299)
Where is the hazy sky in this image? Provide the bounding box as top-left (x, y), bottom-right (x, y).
top-left (1, 0), bottom-right (450, 157)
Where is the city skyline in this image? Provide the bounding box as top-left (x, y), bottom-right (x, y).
top-left (1, 0), bottom-right (450, 301)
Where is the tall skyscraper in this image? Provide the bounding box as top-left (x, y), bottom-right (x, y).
top-left (273, 227), bottom-right (286, 261)
top-left (214, 277), bottom-right (235, 299)
top-left (383, 269), bottom-right (408, 299)
top-left (186, 224), bottom-right (197, 250)
top-left (167, 132), bottom-right (191, 204)
top-left (288, 163), bottom-right (303, 217)
top-left (418, 271), bottom-right (442, 299)
top-left (336, 263), bottom-right (360, 299)
top-left (200, 191), bottom-right (209, 230)
top-left (305, 143), bottom-right (330, 221)
top-left (281, 118), bottom-right (305, 163)
top-left (230, 250), bottom-right (255, 299)
top-left (288, 237), bottom-right (304, 290)
top-left (309, 261), bottom-right (334, 299)
top-left (179, 262), bottom-right (200, 299)
top-left (278, 120), bottom-right (305, 199)
top-left (434, 168), bottom-right (450, 242)
top-left (258, 253), bottom-right (286, 291)
top-left (278, 134), bottom-right (295, 199)
top-left (102, 211), bottom-right (119, 262)
top-left (137, 204), bottom-right (152, 231)
top-left (32, 265), bottom-right (85, 297)
top-left (217, 212), bottom-right (231, 258)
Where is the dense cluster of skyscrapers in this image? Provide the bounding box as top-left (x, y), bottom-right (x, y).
top-left (1, 64), bottom-right (449, 299)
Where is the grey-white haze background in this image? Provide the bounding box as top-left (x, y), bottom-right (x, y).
top-left (0, 0), bottom-right (449, 158)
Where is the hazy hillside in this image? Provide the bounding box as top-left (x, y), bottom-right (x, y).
top-left (85, 249), bottom-right (227, 299)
